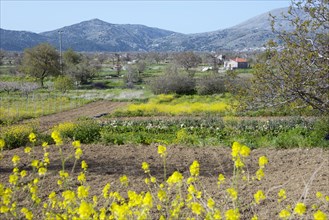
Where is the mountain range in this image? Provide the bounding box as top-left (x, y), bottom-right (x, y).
top-left (0, 7), bottom-right (298, 52)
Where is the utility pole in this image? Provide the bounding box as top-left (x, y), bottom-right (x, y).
top-left (58, 30), bottom-right (63, 74)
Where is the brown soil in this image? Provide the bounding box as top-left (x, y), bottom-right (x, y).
top-left (1, 143), bottom-right (328, 219)
top-left (22, 101), bottom-right (128, 131)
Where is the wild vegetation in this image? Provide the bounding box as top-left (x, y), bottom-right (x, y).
top-left (0, 0), bottom-right (328, 219)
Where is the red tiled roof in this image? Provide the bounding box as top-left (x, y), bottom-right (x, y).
top-left (231, 58), bottom-right (247, 62)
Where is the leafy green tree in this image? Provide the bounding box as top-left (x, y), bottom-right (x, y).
top-left (53, 75), bottom-right (74, 93)
top-left (248, 0), bottom-right (329, 114)
top-left (63, 49), bottom-right (99, 85)
top-left (20, 43), bottom-right (60, 87)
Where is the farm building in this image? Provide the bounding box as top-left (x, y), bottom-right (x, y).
top-left (224, 57), bottom-right (248, 70)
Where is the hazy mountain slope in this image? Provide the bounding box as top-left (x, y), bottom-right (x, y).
top-left (0, 29), bottom-right (49, 51)
top-left (0, 7), bottom-right (306, 52)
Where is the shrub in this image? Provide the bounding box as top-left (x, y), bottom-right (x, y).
top-left (196, 76), bottom-right (226, 95)
top-left (73, 118), bottom-right (101, 144)
top-left (53, 75), bottom-right (74, 93)
top-left (52, 122), bottom-right (76, 140)
top-left (149, 73), bottom-right (195, 95)
top-left (1, 124), bottom-right (34, 149)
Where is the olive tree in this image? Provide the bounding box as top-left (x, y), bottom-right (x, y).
top-left (20, 43), bottom-right (60, 87)
top-left (249, 0), bottom-right (329, 114)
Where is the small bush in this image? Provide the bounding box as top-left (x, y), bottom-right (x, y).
top-left (196, 76), bottom-right (226, 95)
top-left (149, 73), bottom-right (195, 95)
top-left (73, 119), bottom-right (101, 144)
top-left (2, 124), bottom-right (34, 149)
top-left (53, 75), bottom-right (74, 93)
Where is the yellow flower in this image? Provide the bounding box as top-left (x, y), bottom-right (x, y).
top-left (191, 202), bottom-right (204, 215)
top-left (72, 140), bottom-right (81, 148)
top-left (234, 157), bottom-right (244, 168)
top-left (120, 175), bottom-right (129, 186)
top-left (28, 132), bottom-right (36, 143)
top-left (12, 155), bottom-right (20, 166)
top-left (294, 202), bottom-right (306, 216)
top-left (77, 186), bottom-right (89, 199)
top-left (240, 145), bottom-right (251, 157)
top-left (226, 188), bottom-right (238, 201)
top-left (31, 160), bottom-right (39, 168)
top-left (9, 174), bottom-right (19, 185)
top-left (0, 139), bottom-right (5, 149)
top-left (150, 176), bottom-right (156, 183)
top-left (78, 200), bottom-right (94, 219)
top-left (225, 208), bottom-right (240, 220)
top-left (78, 172), bottom-right (86, 183)
top-left (231, 142), bottom-right (242, 158)
top-left (251, 215), bottom-right (258, 220)
top-left (20, 170), bottom-right (27, 178)
top-left (42, 142), bottom-right (48, 148)
top-left (75, 148), bottom-right (83, 159)
top-left (157, 189), bottom-right (166, 201)
top-left (21, 207), bottom-right (33, 220)
top-left (142, 162), bottom-right (150, 173)
top-left (158, 145), bottom-right (167, 157)
top-left (102, 183), bottom-right (111, 199)
top-left (258, 156), bottom-right (268, 168)
top-left (207, 198), bottom-right (215, 209)
top-left (279, 209), bottom-right (291, 219)
top-left (256, 168), bottom-right (265, 180)
top-left (316, 192), bottom-right (323, 199)
top-left (51, 130), bottom-right (62, 146)
top-left (38, 167), bottom-right (47, 176)
top-left (81, 160), bottom-right (88, 171)
top-left (24, 147), bottom-right (32, 154)
top-left (143, 192), bottom-right (153, 208)
top-left (313, 210), bottom-right (328, 220)
top-left (217, 173), bottom-right (225, 187)
top-left (254, 190), bottom-right (266, 204)
top-left (189, 160), bottom-right (200, 177)
top-left (278, 189), bottom-right (287, 202)
top-left (167, 171), bottom-right (183, 186)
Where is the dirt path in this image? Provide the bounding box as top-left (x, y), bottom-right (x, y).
top-left (22, 101), bottom-right (128, 132)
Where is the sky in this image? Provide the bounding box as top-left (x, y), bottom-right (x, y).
top-left (1, 0), bottom-right (291, 34)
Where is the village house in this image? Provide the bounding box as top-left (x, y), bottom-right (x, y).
top-left (224, 57), bottom-right (248, 70)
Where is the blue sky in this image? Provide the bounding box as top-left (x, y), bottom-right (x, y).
top-left (1, 0), bottom-right (291, 34)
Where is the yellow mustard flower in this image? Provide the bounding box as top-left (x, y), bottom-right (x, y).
top-left (142, 162), bottom-right (150, 173)
top-left (314, 210), bottom-right (328, 220)
top-left (191, 202), bottom-right (204, 215)
top-left (254, 190), bottom-right (266, 204)
top-left (258, 156), bottom-right (269, 168)
top-left (217, 173), bottom-right (225, 187)
top-left (102, 183), bottom-right (111, 199)
top-left (77, 172), bottom-right (86, 183)
top-left (157, 189), bottom-right (166, 201)
top-left (190, 160), bottom-right (200, 177)
top-left (81, 160), bottom-right (88, 171)
top-left (207, 198), bottom-right (215, 209)
top-left (294, 202), bottom-right (306, 216)
top-left (78, 200), bottom-right (94, 219)
top-left (0, 139), bottom-right (5, 149)
top-left (167, 171), bottom-right (183, 186)
top-left (225, 208), bottom-right (240, 220)
top-left (143, 192), bottom-right (153, 208)
top-left (278, 189), bottom-right (287, 201)
top-left (251, 215), bottom-right (258, 220)
top-left (9, 174), bottom-right (19, 185)
top-left (75, 148), bottom-right (83, 159)
top-left (158, 145), bottom-right (167, 157)
top-left (279, 209), bottom-right (291, 219)
top-left (231, 142), bottom-right (242, 158)
top-left (38, 167), bottom-right (47, 176)
top-left (72, 140), bottom-right (81, 148)
top-left (226, 188), bottom-right (238, 201)
top-left (240, 145), bottom-right (251, 157)
top-left (326, 196), bottom-right (329, 202)
top-left (256, 168), bottom-right (265, 181)
top-left (42, 142), bottom-right (48, 148)
top-left (28, 133), bottom-right (36, 143)
top-left (24, 147), bottom-right (32, 154)
top-left (234, 157), bottom-right (245, 168)
top-left (20, 170), bottom-right (27, 178)
top-left (77, 186), bottom-right (89, 199)
top-left (12, 155), bottom-right (20, 166)
top-left (316, 192), bottom-right (323, 199)
top-left (21, 207), bottom-right (33, 220)
top-left (120, 175), bottom-right (129, 186)
top-left (51, 130), bottom-right (62, 146)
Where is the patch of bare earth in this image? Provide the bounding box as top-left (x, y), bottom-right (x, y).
top-left (22, 101), bottom-right (128, 131)
top-left (1, 143), bottom-right (328, 219)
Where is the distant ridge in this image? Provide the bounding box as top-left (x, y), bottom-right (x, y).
top-left (0, 7), bottom-right (301, 52)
